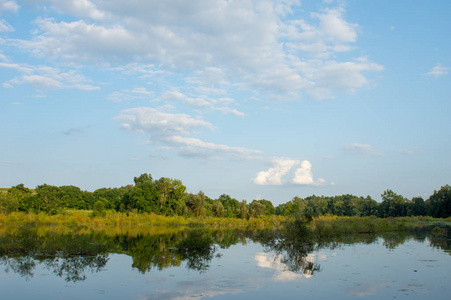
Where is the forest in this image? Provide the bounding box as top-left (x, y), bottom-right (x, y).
top-left (0, 173), bottom-right (450, 219)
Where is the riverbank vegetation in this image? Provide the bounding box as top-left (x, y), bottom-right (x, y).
top-left (1, 173), bottom-right (450, 224)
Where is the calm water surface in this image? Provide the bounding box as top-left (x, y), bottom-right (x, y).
top-left (0, 225), bottom-right (449, 299)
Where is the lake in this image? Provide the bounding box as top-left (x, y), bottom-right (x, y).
top-left (0, 225), bottom-right (450, 299)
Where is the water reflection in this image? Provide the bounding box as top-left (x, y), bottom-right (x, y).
top-left (0, 224), bottom-right (449, 283)
top-left (0, 226), bottom-right (109, 282)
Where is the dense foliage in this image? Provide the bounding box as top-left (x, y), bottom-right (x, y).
top-left (0, 173), bottom-right (450, 219)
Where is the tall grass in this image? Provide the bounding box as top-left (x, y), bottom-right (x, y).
top-left (0, 210), bottom-right (285, 229)
top-left (309, 215), bottom-right (449, 237)
top-left (0, 211), bottom-right (447, 235)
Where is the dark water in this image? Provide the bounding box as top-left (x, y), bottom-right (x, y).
top-left (0, 225), bottom-right (450, 299)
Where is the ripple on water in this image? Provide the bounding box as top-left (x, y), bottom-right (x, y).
top-left (214, 279), bottom-right (248, 290)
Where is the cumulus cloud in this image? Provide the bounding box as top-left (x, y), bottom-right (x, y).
top-left (292, 160), bottom-right (326, 186)
top-left (426, 63), bottom-right (449, 79)
top-left (344, 143), bottom-right (383, 156)
top-left (254, 158), bottom-right (325, 186)
top-left (292, 160), bottom-right (315, 185)
top-left (9, 0), bottom-right (382, 100)
top-left (253, 158), bottom-right (300, 185)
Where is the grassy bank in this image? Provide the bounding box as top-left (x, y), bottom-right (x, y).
top-left (309, 215), bottom-right (451, 237)
top-left (0, 211), bottom-right (449, 234)
top-left (0, 210), bottom-right (285, 229)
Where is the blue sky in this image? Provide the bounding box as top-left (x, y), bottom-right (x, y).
top-left (0, 0), bottom-right (449, 205)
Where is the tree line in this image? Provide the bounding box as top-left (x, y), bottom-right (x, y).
top-left (0, 173), bottom-right (450, 219)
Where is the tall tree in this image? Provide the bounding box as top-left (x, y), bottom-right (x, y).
top-left (127, 173), bottom-right (158, 213)
top-left (0, 184), bottom-right (32, 213)
top-left (378, 190), bottom-right (407, 218)
top-left (426, 185), bottom-right (451, 218)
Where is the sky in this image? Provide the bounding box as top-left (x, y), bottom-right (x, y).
top-left (0, 0), bottom-right (450, 205)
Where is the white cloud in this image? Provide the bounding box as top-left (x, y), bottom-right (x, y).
top-left (0, 61), bottom-right (99, 90)
top-left (302, 58), bottom-right (384, 99)
top-left (0, 62), bottom-right (34, 73)
top-left (161, 90), bottom-right (245, 116)
top-left (254, 158), bottom-right (325, 186)
top-left (292, 160), bottom-right (314, 185)
top-left (42, 0), bottom-right (105, 20)
top-left (166, 136), bottom-right (262, 159)
top-left (9, 1), bottom-right (382, 100)
top-left (292, 160), bottom-right (326, 186)
top-left (313, 7), bottom-right (358, 43)
top-left (0, 1), bottom-right (19, 14)
top-left (426, 63), bottom-right (449, 79)
top-left (106, 87), bottom-right (154, 102)
top-left (116, 107), bottom-right (213, 138)
top-left (116, 107), bottom-right (258, 160)
top-left (344, 143), bottom-right (383, 156)
top-left (253, 158), bottom-right (300, 185)
top-left (255, 252), bottom-right (316, 281)
top-left (0, 19), bottom-right (13, 32)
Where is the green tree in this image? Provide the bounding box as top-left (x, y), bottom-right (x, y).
top-left (254, 199), bottom-right (275, 216)
top-left (361, 196), bottom-right (378, 216)
top-left (31, 184), bottom-right (64, 214)
top-left (92, 200), bottom-right (107, 217)
top-left (218, 194), bottom-right (240, 218)
top-left (0, 184), bottom-right (32, 213)
top-left (249, 200), bottom-right (265, 218)
top-left (210, 200), bottom-right (225, 217)
top-left (186, 191), bottom-right (206, 217)
top-left (408, 196), bottom-right (426, 216)
top-left (378, 190), bottom-right (407, 218)
top-left (238, 200), bottom-right (249, 219)
top-left (93, 186), bottom-right (131, 211)
top-left (426, 185), bottom-right (451, 218)
top-left (155, 178), bottom-right (186, 215)
top-left (127, 174), bottom-right (158, 213)
top-left (59, 185), bottom-right (92, 210)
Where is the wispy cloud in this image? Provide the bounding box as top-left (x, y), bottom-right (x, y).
top-left (116, 107), bottom-right (259, 160)
top-left (425, 63), bottom-right (449, 79)
top-left (396, 149), bottom-right (416, 155)
top-left (344, 143), bottom-right (383, 156)
top-left (62, 127), bottom-right (85, 136)
top-left (0, 62), bottom-right (99, 91)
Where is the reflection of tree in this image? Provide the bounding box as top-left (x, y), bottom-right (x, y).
top-left (380, 231), bottom-right (409, 250)
top-left (42, 254), bottom-right (109, 282)
top-left (428, 226), bottom-right (451, 254)
top-left (124, 232), bottom-right (183, 273)
top-left (2, 224), bottom-right (450, 283)
top-left (381, 226), bottom-right (451, 254)
top-left (0, 226), bottom-right (109, 282)
top-left (125, 229), bottom-right (222, 273)
top-left (256, 219), bottom-right (322, 276)
top-left (177, 230), bottom-right (219, 272)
